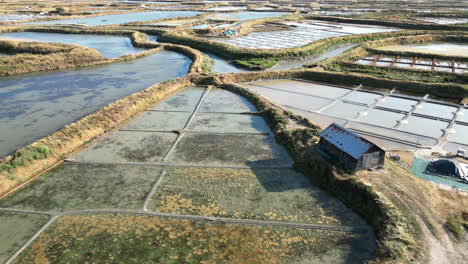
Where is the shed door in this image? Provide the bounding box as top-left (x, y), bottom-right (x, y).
top-left (363, 152), bottom-right (381, 169)
top-left (362, 154), bottom-right (371, 169)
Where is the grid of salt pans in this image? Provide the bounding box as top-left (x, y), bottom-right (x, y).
top-left (356, 56), bottom-right (468, 74)
top-left (215, 26), bottom-right (347, 49)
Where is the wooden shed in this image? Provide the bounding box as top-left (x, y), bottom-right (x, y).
top-left (319, 123), bottom-right (385, 172)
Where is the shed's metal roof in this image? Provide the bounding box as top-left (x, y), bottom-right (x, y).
top-left (320, 122), bottom-right (377, 159)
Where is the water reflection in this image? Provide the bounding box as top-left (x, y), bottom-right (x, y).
top-left (0, 51), bottom-right (191, 157)
top-left (0, 32), bottom-right (145, 58)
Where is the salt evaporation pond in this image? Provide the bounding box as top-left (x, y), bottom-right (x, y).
top-left (377, 42), bottom-right (468, 57)
top-left (0, 51), bottom-right (191, 157)
top-left (215, 20), bottom-right (397, 49)
top-left (240, 79), bottom-right (468, 150)
top-left (0, 32), bottom-right (144, 58)
top-left (30, 11), bottom-right (202, 26)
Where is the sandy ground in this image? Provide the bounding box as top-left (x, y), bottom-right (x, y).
top-left (387, 151), bottom-right (415, 165)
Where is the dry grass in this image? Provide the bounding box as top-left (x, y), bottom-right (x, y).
top-left (16, 214), bottom-right (355, 264)
top-left (0, 41), bottom-right (105, 76)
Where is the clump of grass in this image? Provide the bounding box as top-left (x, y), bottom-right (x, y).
top-left (200, 55), bottom-right (214, 74)
top-left (234, 58), bottom-right (277, 70)
top-left (161, 79), bottom-right (177, 85)
top-left (0, 146), bottom-right (51, 173)
top-left (446, 214), bottom-right (464, 240)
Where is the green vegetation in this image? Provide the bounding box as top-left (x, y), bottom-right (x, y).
top-left (234, 58), bottom-right (277, 70)
top-left (0, 146), bottom-right (51, 173)
top-left (446, 214), bottom-right (464, 240)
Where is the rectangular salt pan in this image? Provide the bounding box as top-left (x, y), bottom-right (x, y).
top-left (414, 102), bottom-right (457, 119)
top-left (376, 96), bottom-right (417, 112)
top-left (399, 116), bottom-right (449, 138)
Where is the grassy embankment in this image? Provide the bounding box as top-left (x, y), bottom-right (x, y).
top-left (0, 27), bottom-right (213, 75)
top-left (0, 39), bottom-right (106, 75)
top-left (317, 34), bottom-right (468, 86)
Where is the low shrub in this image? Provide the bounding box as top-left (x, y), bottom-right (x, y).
top-left (0, 146), bottom-right (51, 173)
top-left (446, 214), bottom-right (463, 240)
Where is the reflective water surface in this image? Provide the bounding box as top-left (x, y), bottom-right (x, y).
top-left (30, 11), bottom-right (202, 26)
top-left (0, 32), bottom-right (145, 58)
top-left (0, 51), bottom-right (191, 157)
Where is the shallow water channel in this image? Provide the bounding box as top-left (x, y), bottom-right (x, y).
top-left (0, 50), bottom-right (191, 157)
top-left (0, 32), bottom-right (144, 58)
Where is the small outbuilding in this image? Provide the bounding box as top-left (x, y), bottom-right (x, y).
top-left (319, 122), bottom-right (385, 172)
